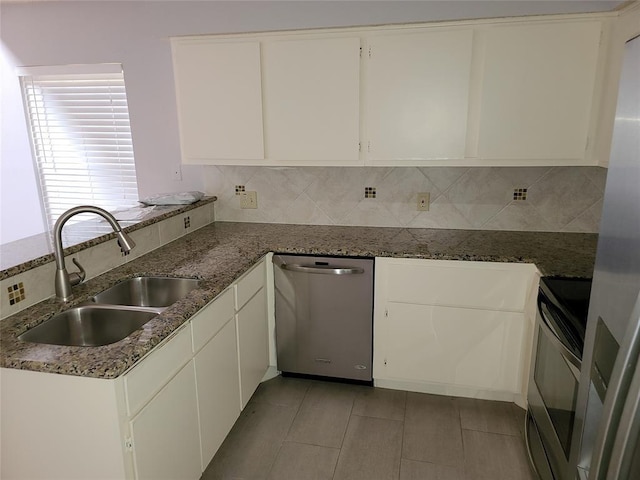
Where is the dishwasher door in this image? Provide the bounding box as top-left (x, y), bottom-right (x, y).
top-left (273, 254), bottom-right (373, 382)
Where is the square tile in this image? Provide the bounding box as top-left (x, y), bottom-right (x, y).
top-left (456, 397), bottom-right (521, 436)
top-left (403, 393), bottom-right (463, 467)
top-left (511, 404), bottom-right (526, 436)
top-left (352, 387), bottom-right (406, 421)
top-left (252, 376), bottom-right (312, 408)
top-left (285, 382), bottom-right (357, 448)
top-left (203, 401), bottom-right (297, 480)
top-left (462, 429), bottom-right (535, 480)
top-left (333, 415), bottom-right (403, 480)
top-left (400, 459), bottom-right (464, 480)
top-left (267, 442), bottom-right (339, 480)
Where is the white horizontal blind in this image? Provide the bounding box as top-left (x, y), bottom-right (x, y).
top-left (20, 67), bottom-right (139, 231)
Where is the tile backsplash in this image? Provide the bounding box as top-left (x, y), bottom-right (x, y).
top-left (204, 166), bottom-right (606, 233)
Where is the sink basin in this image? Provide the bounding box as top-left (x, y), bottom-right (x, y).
top-left (92, 276), bottom-right (200, 309)
top-left (19, 306), bottom-right (157, 347)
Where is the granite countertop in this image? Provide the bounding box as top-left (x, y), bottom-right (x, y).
top-left (0, 222), bottom-right (598, 379)
top-left (0, 197), bottom-right (217, 278)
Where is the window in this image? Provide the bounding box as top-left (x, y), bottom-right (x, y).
top-left (19, 64), bottom-right (139, 232)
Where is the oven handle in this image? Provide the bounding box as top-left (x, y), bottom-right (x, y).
top-left (538, 301), bottom-right (582, 376)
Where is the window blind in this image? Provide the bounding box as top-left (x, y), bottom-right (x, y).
top-left (20, 66), bottom-right (139, 231)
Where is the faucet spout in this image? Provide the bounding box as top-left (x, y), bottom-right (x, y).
top-left (53, 205), bottom-right (136, 302)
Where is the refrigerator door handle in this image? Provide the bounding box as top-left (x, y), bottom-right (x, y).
top-left (589, 293), bottom-right (640, 480)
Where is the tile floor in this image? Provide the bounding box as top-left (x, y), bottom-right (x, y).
top-left (202, 376), bottom-right (537, 480)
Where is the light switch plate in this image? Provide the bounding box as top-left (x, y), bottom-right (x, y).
top-left (417, 192), bottom-right (430, 211)
top-left (240, 191), bottom-right (258, 209)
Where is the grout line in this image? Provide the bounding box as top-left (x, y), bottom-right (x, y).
top-left (398, 390), bottom-right (408, 478)
top-left (280, 382), bottom-right (310, 443)
top-left (455, 396), bottom-right (468, 478)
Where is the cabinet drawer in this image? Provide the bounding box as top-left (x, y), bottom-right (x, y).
top-left (385, 259), bottom-right (534, 311)
top-left (125, 324), bottom-right (192, 416)
top-left (191, 287), bottom-right (234, 352)
top-left (235, 259), bottom-right (265, 310)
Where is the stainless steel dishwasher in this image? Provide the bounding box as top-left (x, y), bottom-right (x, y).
top-left (273, 254), bottom-right (374, 383)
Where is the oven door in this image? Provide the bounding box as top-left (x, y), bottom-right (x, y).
top-left (528, 298), bottom-right (582, 480)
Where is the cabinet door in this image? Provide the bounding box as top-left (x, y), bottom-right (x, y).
top-left (194, 319), bottom-right (241, 469)
top-left (172, 40), bottom-right (264, 163)
top-left (262, 36), bottom-right (361, 163)
top-left (130, 362), bottom-right (201, 480)
top-left (237, 287), bottom-right (269, 408)
top-left (366, 29), bottom-right (473, 163)
top-left (376, 303), bottom-right (525, 393)
top-left (476, 21), bottom-right (602, 161)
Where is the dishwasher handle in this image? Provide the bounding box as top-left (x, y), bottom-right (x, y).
top-left (280, 263), bottom-right (364, 275)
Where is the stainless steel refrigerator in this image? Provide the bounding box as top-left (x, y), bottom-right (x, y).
top-left (571, 34), bottom-right (640, 480)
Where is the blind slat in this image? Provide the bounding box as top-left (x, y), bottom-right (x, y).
top-left (21, 68), bottom-right (139, 230)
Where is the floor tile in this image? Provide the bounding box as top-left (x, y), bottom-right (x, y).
top-left (285, 381), bottom-right (357, 448)
top-left (403, 392), bottom-right (463, 467)
top-left (333, 415), bottom-right (403, 480)
top-left (251, 375), bottom-right (312, 408)
top-left (462, 429), bottom-right (536, 480)
top-left (456, 397), bottom-right (520, 436)
top-left (400, 459), bottom-right (464, 480)
top-left (266, 442), bottom-right (339, 480)
top-left (202, 401), bottom-right (297, 480)
top-left (511, 403), bottom-right (527, 436)
top-left (352, 387), bottom-right (407, 421)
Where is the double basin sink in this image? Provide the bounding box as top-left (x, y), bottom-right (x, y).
top-left (19, 277), bottom-right (200, 347)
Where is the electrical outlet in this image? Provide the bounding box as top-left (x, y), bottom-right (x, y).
top-left (240, 191), bottom-right (258, 209)
top-left (417, 192), bottom-right (430, 211)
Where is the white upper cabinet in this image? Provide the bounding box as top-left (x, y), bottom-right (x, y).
top-left (475, 20), bottom-right (603, 163)
top-left (365, 29), bottom-right (473, 164)
top-left (171, 14), bottom-right (611, 167)
top-left (262, 36), bottom-right (361, 163)
top-left (171, 40), bottom-right (264, 163)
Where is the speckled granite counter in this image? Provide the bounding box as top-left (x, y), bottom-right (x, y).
top-left (0, 197), bottom-right (217, 278)
top-left (0, 222), bottom-right (597, 379)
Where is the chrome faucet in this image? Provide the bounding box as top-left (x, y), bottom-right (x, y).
top-left (53, 205), bottom-right (136, 302)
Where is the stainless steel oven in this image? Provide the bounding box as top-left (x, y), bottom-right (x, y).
top-left (527, 277), bottom-right (591, 480)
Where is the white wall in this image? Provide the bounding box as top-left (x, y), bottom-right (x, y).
top-left (0, 0), bottom-right (621, 243)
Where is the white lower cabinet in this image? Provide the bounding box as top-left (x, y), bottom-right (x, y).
top-left (237, 287), bottom-right (269, 408)
top-left (0, 257), bottom-right (271, 480)
top-left (193, 317), bottom-right (241, 469)
top-left (129, 361), bottom-right (201, 480)
top-left (382, 303), bottom-right (524, 392)
top-left (373, 257), bottom-right (539, 404)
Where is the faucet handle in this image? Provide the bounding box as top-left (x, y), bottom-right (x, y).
top-left (68, 257), bottom-right (87, 286)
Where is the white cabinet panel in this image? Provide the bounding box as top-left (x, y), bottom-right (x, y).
top-left (378, 303), bottom-right (524, 393)
top-left (237, 287), bottom-right (269, 408)
top-left (0, 369), bottom-right (127, 480)
top-left (366, 29), bottom-right (473, 162)
top-left (191, 287), bottom-right (234, 352)
top-left (385, 260), bottom-right (533, 311)
top-left (373, 257), bottom-right (538, 402)
top-left (194, 318), bottom-right (241, 470)
top-left (477, 21), bottom-right (602, 161)
top-left (262, 36), bottom-right (361, 163)
top-left (125, 324), bottom-right (192, 417)
top-left (235, 259), bottom-right (265, 310)
top-left (130, 362), bottom-right (201, 480)
top-left (172, 40), bottom-right (264, 162)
